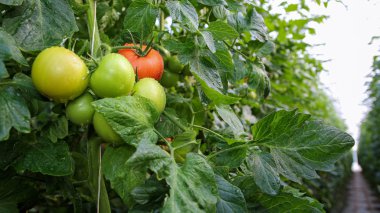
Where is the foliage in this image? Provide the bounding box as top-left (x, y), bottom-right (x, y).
top-left (0, 0), bottom-right (353, 212)
top-left (358, 50), bottom-right (380, 193)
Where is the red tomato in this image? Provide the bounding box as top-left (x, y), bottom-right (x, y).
top-left (118, 43), bottom-right (164, 80)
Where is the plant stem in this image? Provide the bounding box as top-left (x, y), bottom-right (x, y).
top-left (163, 110), bottom-right (188, 131)
top-left (87, 0), bottom-right (101, 58)
top-left (160, 8), bottom-right (165, 32)
top-left (206, 144), bottom-right (248, 160)
top-left (112, 45), bottom-right (141, 51)
top-left (192, 124), bottom-right (224, 140)
top-left (88, 138), bottom-right (111, 213)
top-left (154, 129), bottom-right (172, 149)
top-left (223, 41), bottom-right (250, 60)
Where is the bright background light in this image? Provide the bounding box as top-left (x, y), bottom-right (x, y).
top-left (305, 0), bottom-right (380, 148)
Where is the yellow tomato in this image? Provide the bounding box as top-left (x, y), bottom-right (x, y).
top-left (32, 46), bottom-right (89, 103)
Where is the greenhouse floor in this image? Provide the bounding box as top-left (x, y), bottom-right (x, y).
top-left (343, 171), bottom-right (380, 213)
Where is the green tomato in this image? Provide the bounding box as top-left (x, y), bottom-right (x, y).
top-left (133, 78), bottom-right (166, 113)
top-left (182, 64), bottom-right (192, 76)
top-left (93, 111), bottom-right (122, 144)
top-left (90, 53), bottom-right (135, 98)
top-left (168, 55), bottom-right (184, 73)
top-left (156, 45), bottom-right (171, 63)
top-left (32, 46), bottom-right (89, 103)
top-left (160, 70), bottom-right (179, 88)
top-left (66, 92), bottom-right (95, 125)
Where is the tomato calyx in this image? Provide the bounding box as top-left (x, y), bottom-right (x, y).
top-left (113, 40), bottom-right (155, 57)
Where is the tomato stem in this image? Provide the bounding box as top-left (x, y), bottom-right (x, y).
top-left (163, 110), bottom-right (188, 131)
top-left (159, 7), bottom-right (165, 32)
top-left (154, 129), bottom-right (173, 150)
top-left (112, 45), bottom-right (141, 51)
top-left (112, 44), bottom-right (153, 57)
top-left (87, 137), bottom-right (111, 213)
top-left (192, 124), bottom-right (225, 140)
top-left (172, 141), bottom-right (198, 152)
top-left (206, 144), bottom-right (249, 160)
top-left (86, 0), bottom-right (102, 58)
top-left (223, 41), bottom-right (250, 60)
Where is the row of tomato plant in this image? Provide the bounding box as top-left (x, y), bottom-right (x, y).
top-left (0, 0), bottom-right (353, 212)
top-left (358, 46), bottom-right (380, 194)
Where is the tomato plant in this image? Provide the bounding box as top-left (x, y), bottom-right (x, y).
top-left (160, 70), bottom-right (179, 88)
top-left (0, 0), bottom-right (354, 212)
top-left (93, 111), bottom-right (122, 144)
top-left (359, 53), bottom-right (380, 194)
top-left (90, 53), bottom-right (135, 98)
top-left (32, 46), bottom-right (89, 103)
top-left (118, 43), bottom-right (164, 80)
top-left (132, 78), bottom-right (166, 113)
top-left (66, 92), bottom-right (95, 125)
top-left (167, 55), bottom-right (184, 74)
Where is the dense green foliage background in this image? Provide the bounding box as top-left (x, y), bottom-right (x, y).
top-left (0, 0), bottom-right (353, 212)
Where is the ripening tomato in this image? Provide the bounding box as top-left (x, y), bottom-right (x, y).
top-left (118, 43), bottom-right (164, 80)
top-left (132, 78), bottom-right (166, 113)
top-left (90, 53), bottom-right (135, 98)
top-left (66, 92), bottom-right (95, 125)
top-left (32, 46), bottom-right (89, 103)
top-left (93, 112), bottom-right (123, 144)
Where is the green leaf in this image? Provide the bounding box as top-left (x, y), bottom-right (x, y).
top-left (250, 110), bottom-right (354, 189)
top-left (0, 177), bottom-right (36, 213)
top-left (215, 175), bottom-right (247, 213)
top-left (257, 40), bottom-right (275, 57)
top-left (124, 0), bottom-right (159, 38)
top-left (102, 139), bottom-right (171, 212)
top-left (8, 73), bottom-right (41, 99)
top-left (102, 145), bottom-right (146, 206)
top-left (166, 0), bottom-right (199, 31)
top-left (0, 0), bottom-right (23, 6)
top-left (257, 186), bottom-right (325, 213)
top-left (155, 108), bottom-right (186, 138)
top-left (248, 64), bottom-right (271, 99)
top-left (14, 141), bottom-right (74, 176)
top-left (230, 54), bottom-right (247, 83)
top-left (0, 28), bottom-right (28, 78)
top-left (41, 116), bottom-right (68, 143)
top-left (285, 4), bottom-right (298, 12)
top-left (215, 104), bottom-right (244, 138)
top-left (131, 177), bottom-right (168, 205)
top-left (227, 13), bottom-right (248, 34)
top-left (198, 0), bottom-right (225, 6)
top-left (207, 21), bottom-right (239, 41)
top-left (200, 31), bottom-right (216, 53)
top-left (0, 87), bottom-right (30, 141)
top-left (248, 8), bottom-right (268, 42)
top-left (243, 151), bottom-right (280, 195)
top-left (92, 96), bottom-right (160, 146)
top-left (210, 42), bottom-right (234, 75)
top-left (212, 5), bottom-right (228, 20)
top-left (0, 140), bottom-right (23, 170)
top-left (2, 0), bottom-right (78, 52)
top-left (126, 138), bottom-right (172, 179)
top-left (214, 143), bottom-right (247, 168)
top-left (163, 39), bottom-right (239, 105)
top-left (163, 153), bottom-right (218, 213)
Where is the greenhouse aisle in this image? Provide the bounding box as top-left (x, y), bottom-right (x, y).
top-left (343, 171), bottom-right (380, 213)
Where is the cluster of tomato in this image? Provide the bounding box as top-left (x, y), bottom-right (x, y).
top-left (156, 47), bottom-right (191, 88)
top-left (31, 44), bottom-right (182, 143)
